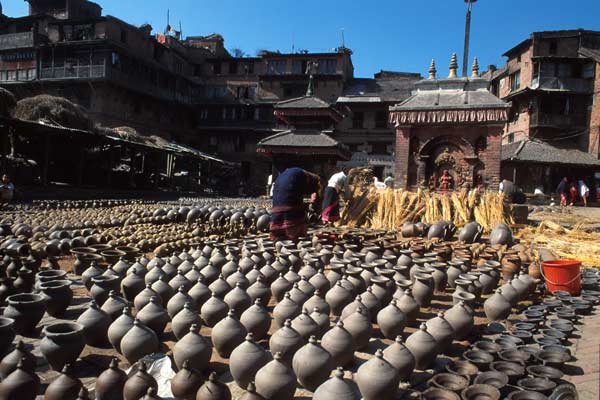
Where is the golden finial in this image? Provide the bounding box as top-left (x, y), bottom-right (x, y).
top-left (428, 59), bottom-right (437, 80)
top-left (448, 53), bottom-right (458, 78)
top-left (471, 57), bottom-right (479, 78)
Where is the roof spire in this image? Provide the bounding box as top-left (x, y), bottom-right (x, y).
top-left (448, 53), bottom-right (458, 78)
top-left (471, 57), bottom-right (479, 77)
top-left (428, 59), bottom-right (437, 80)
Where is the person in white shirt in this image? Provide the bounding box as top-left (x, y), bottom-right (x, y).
top-left (578, 180), bottom-right (590, 207)
top-left (321, 167), bottom-right (349, 224)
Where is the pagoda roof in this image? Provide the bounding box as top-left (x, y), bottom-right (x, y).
top-left (257, 129), bottom-right (351, 159)
top-left (275, 95), bottom-right (332, 109)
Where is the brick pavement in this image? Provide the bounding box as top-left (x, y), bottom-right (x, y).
top-left (565, 307), bottom-right (600, 400)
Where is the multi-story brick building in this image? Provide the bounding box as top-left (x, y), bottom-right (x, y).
top-left (482, 29), bottom-right (600, 193)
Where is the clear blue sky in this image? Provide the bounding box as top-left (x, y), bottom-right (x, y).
top-left (4, 0), bottom-right (600, 78)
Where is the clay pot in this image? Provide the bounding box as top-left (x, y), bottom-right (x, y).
top-left (426, 311), bottom-right (455, 354)
top-left (188, 278), bottom-right (211, 308)
top-left (321, 320), bottom-right (354, 367)
top-left (200, 293), bottom-right (229, 327)
top-left (405, 323), bottom-right (438, 370)
top-left (291, 310), bottom-right (319, 340)
top-left (341, 295), bottom-right (370, 322)
top-left (171, 302), bottom-right (201, 340)
top-left (173, 324), bottom-right (212, 372)
top-left (3, 293), bottom-right (47, 335)
top-left (490, 361), bottom-right (525, 383)
top-left (326, 281), bottom-right (353, 317)
top-left (230, 333), bottom-right (271, 391)
top-left (95, 358), bottom-right (127, 400)
top-left (458, 222), bottom-right (483, 244)
top-left (151, 276), bottom-right (175, 305)
top-left (446, 360), bottom-right (479, 381)
top-left (40, 322), bottom-right (85, 371)
top-left (461, 384), bottom-right (500, 400)
top-left (44, 364), bottom-right (82, 400)
top-left (137, 296), bottom-right (170, 337)
top-left (273, 292), bottom-right (301, 329)
top-left (0, 317), bottom-right (15, 358)
top-left (268, 320), bottom-right (304, 366)
top-left (35, 269), bottom-right (67, 291)
top-left (490, 224), bottom-right (513, 247)
top-left (478, 267), bottom-right (498, 295)
top-left (120, 320), bottom-right (159, 364)
top-left (501, 256), bottom-right (521, 281)
top-left (396, 289), bottom-right (420, 324)
top-left (76, 300), bottom-right (111, 346)
top-left (0, 340), bottom-right (36, 379)
top-left (313, 367), bottom-right (360, 400)
top-left (292, 336), bottom-right (333, 391)
top-left (212, 309), bottom-right (247, 358)
top-left (107, 307), bottom-right (135, 353)
top-left (247, 277), bottom-right (272, 307)
top-left (382, 336), bottom-right (416, 382)
top-left (167, 287), bottom-right (195, 319)
top-left (101, 291), bottom-right (128, 321)
top-left (0, 359), bottom-right (40, 400)
top-left (422, 388), bottom-right (460, 400)
top-left (123, 362), bottom-right (158, 400)
top-left (342, 307), bottom-right (372, 351)
top-left (304, 290), bottom-right (331, 316)
top-left (473, 371), bottom-right (509, 390)
top-left (170, 360), bottom-right (204, 400)
top-left (484, 288), bottom-right (512, 321)
top-left (90, 275), bottom-right (120, 306)
top-left (428, 373), bottom-right (468, 393)
top-left (412, 272), bottom-right (434, 308)
top-left (254, 353), bottom-right (296, 400)
top-left (196, 372), bottom-right (231, 400)
top-left (224, 283), bottom-right (252, 318)
top-left (121, 268), bottom-right (146, 302)
top-left (376, 299), bottom-right (406, 340)
top-left (169, 270), bottom-right (192, 292)
top-left (38, 280), bottom-right (72, 318)
top-left (443, 301), bottom-right (474, 341)
top-left (0, 278), bottom-right (15, 305)
top-left (356, 349), bottom-right (400, 400)
top-left (240, 299), bottom-right (271, 341)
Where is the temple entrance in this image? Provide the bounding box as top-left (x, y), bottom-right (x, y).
top-left (426, 145), bottom-right (465, 191)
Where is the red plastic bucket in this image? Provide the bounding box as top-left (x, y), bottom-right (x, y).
top-left (541, 259), bottom-right (582, 295)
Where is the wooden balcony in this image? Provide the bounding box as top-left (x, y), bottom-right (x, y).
top-left (530, 112), bottom-right (587, 128)
top-left (0, 32), bottom-right (34, 50)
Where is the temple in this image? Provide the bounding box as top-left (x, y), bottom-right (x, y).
top-left (390, 55), bottom-right (510, 191)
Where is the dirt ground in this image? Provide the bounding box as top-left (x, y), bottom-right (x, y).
top-left (528, 205), bottom-right (600, 230)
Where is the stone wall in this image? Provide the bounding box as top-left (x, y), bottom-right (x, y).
top-left (589, 62), bottom-right (600, 157)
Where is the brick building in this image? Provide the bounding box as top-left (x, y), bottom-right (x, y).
top-left (390, 56), bottom-right (509, 190)
top-left (482, 29), bottom-right (600, 193)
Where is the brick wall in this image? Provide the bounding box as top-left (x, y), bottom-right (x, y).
top-left (394, 127), bottom-right (411, 189)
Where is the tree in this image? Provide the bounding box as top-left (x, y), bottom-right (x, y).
top-left (231, 48), bottom-right (246, 58)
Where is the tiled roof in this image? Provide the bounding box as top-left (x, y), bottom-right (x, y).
top-left (391, 78), bottom-right (510, 111)
top-left (258, 129), bottom-right (340, 147)
top-left (502, 139), bottom-right (600, 166)
top-left (338, 76), bottom-right (420, 103)
top-left (274, 96), bottom-right (332, 109)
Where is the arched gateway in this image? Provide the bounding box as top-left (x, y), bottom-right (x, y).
top-left (389, 56), bottom-right (510, 191)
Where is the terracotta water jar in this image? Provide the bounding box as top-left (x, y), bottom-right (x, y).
top-left (396, 289), bottom-right (420, 324)
top-left (101, 291), bottom-right (129, 321)
top-left (240, 299), bottom-right (271, 341)
top-left (40, 322), bottom-right (85, 371)
top-left (90, 275), bottom-right (120, 306)
top-left (425, 311), bottom-right (455, 354)
top-left (123, 362), bottom-right (158, 400)
top-left (107, 307), bottom-right (135, 353)
top-left (377, 299), bottom-right (406, 340)
top-left (484, 288), bottom-right (512, 321)
top-left (312, 367), bottom-right (360, 400)
top-left (268, 320), bottom-right (304, 366)
top-left (382, 336), bottom-right (415, 381)
top-left (3, 293), bottom-right (47, 335)
top-left (325, 282), bottom-right (353, 317)
top-left (342, 307), bottom-right (372, 351)
top-left (170, 360), bottom-right (204, 400)
top-left (0, 340), bottom-right (36, 379)
top-left (171, 302), bottom-right (201, 340)
top-left (0, 359), bottom-right (40, 400)
top-left (292, 336), bottom-right (333, 391)
top-left (356, 349), bottom-right (400, 400)
top-left (0, 317), bottom-right (15, 358)
top-left (229, 333), bottom-right (272, 390)
top-left (321, 320), bottom-right (355, 367)
top-left (173, 324), bottom-right (212, 372)
top-left (200, 293), bottom-right (229, 327)
top-left (254, 353), bottom-right (296, 400)
top-left (120, 320), bottom-right (159, 364)
top-left (443, 300), bottom-right (474, 340)
top-left (196, 372), bottom-right (231, 400)
top-left (412, 272), bottom-right (434, 308)
top-left (95, 358), bottom-right (127, 400)
top-left (405, 323), bottom-right (438, 370)
top-left (137, 296), bottom-right (170, 337)
top-left (44, 364), bottom-right (82, 400)
top-left (212, 309), bottom-right (247, 358)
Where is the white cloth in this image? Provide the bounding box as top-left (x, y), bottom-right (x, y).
top-left (579, 180), bottom-right (590, 197)
top-left (328, 172), bottom-right (349, 194)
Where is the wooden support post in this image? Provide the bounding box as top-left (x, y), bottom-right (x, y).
top-left (129, 147), bottom-right (135, 187)
top-left (77, 146), bottom-right (85, 186)
top-left (107, 146), bottom-right (114, 186)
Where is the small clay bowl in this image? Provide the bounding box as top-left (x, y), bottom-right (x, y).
top-left (490, 361), bottom-right (525, 383)
top-left (422, 388), bottom-right (461, 400)
top-left (506, 389), bottom-right (548, 400)
top-left (499, 349), bottom-right (531, 365)
top-left (464, 350), bottom-right (494, 371)
top-left (534, 336), bottom-right (561, 347)
top-left (446, 360), bottom-right (479, 381)
top-left (473, 371), bottom-right (509, 390)
top-left (518, 346), bottom-right (540, 359)
top-left (536, 350), bottom-right (570, 370)
top-left (429, 373), bottom-right (469, 393)
top-left (541, 344), bottom-right (571, 358)
top-left (526, 365), bottom-right (564, 382)
top-left (513, 322), bottom-right (537, 333)
top-left (473, 341), bottom-right (501, 356)
top-left (540, 328), bottom-right (566, 342)
top-left (460, 384), bottom-right (501, 400)
top-left (517, 377), bottom-right (557, 395)
top-left (548, 321), bottom-right (574, 337)
top-left (511, 330), bottom-right (533, 344)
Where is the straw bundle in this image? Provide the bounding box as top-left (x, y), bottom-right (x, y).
top-left (14, 95), bottom-right (91, 130)
top-left (341, 188), bottom-right (513, 232)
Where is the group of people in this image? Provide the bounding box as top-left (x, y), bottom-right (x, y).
top-left (556, 177), bottom-right (590, 207)
top-left (269, 165), bottom-right (354, 242)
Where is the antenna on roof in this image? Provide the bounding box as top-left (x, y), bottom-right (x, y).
top-left (340, 28), bottom-right (346, 48)
top-left (179, 20), bottom-right (183, 40)
top-left (165, 9), bottom-right (171, 34)
top-left (291, 32), bottom-right (295, 53)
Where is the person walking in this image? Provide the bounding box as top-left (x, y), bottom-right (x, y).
top-left (578, 179), bottom-right (590, 207)
top-left (322, 167), bottom-right (349, 224)
top-left (269, 167), bottom-right (323, 242)
top-left (556, 177), bottom-right (568, 207)
top-left (568, 181), bottom-right (578, 206)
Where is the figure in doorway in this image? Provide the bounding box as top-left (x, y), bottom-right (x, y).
top-left (438, 170), bottom-right (453, 193)
top-left (568, 180), bottom-right (578, 206)
top-left (556, 177), bottom-right (568, 207)
top-left (579, 179), bottom-right (590, 207)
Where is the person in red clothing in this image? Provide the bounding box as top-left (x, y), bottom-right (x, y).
top-left (568, 181), bottom-right (578, 206)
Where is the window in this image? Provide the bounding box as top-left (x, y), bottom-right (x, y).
top-left (245, 62), bottom-right (254, 74)
top-left (508, 132), bottom-right (515, 144)
top-left (549, 40), bottom-right (558, 55)
top-left (213, 62), bottom-right (221, 75)
top-left (267, 60), bottom-right (286, 75)
top-left (120, 29), bottom-right (128, 44)
top-left (228, 61), bottom-right (238, 74)
top-left (353, 111), bottom-right (364, 129)
top-left (318, 59), bottom-right (337, 74)
top-left (375, 111), bottom-right (388, 128)
top-left (371, 142), bottom-right (388, 155)
top-left (6, 70), bottom-right (16, 81)
top-left (292, 60), bottom-right (308, 75)
top-left (510, 70), bottom-right (520, 92)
